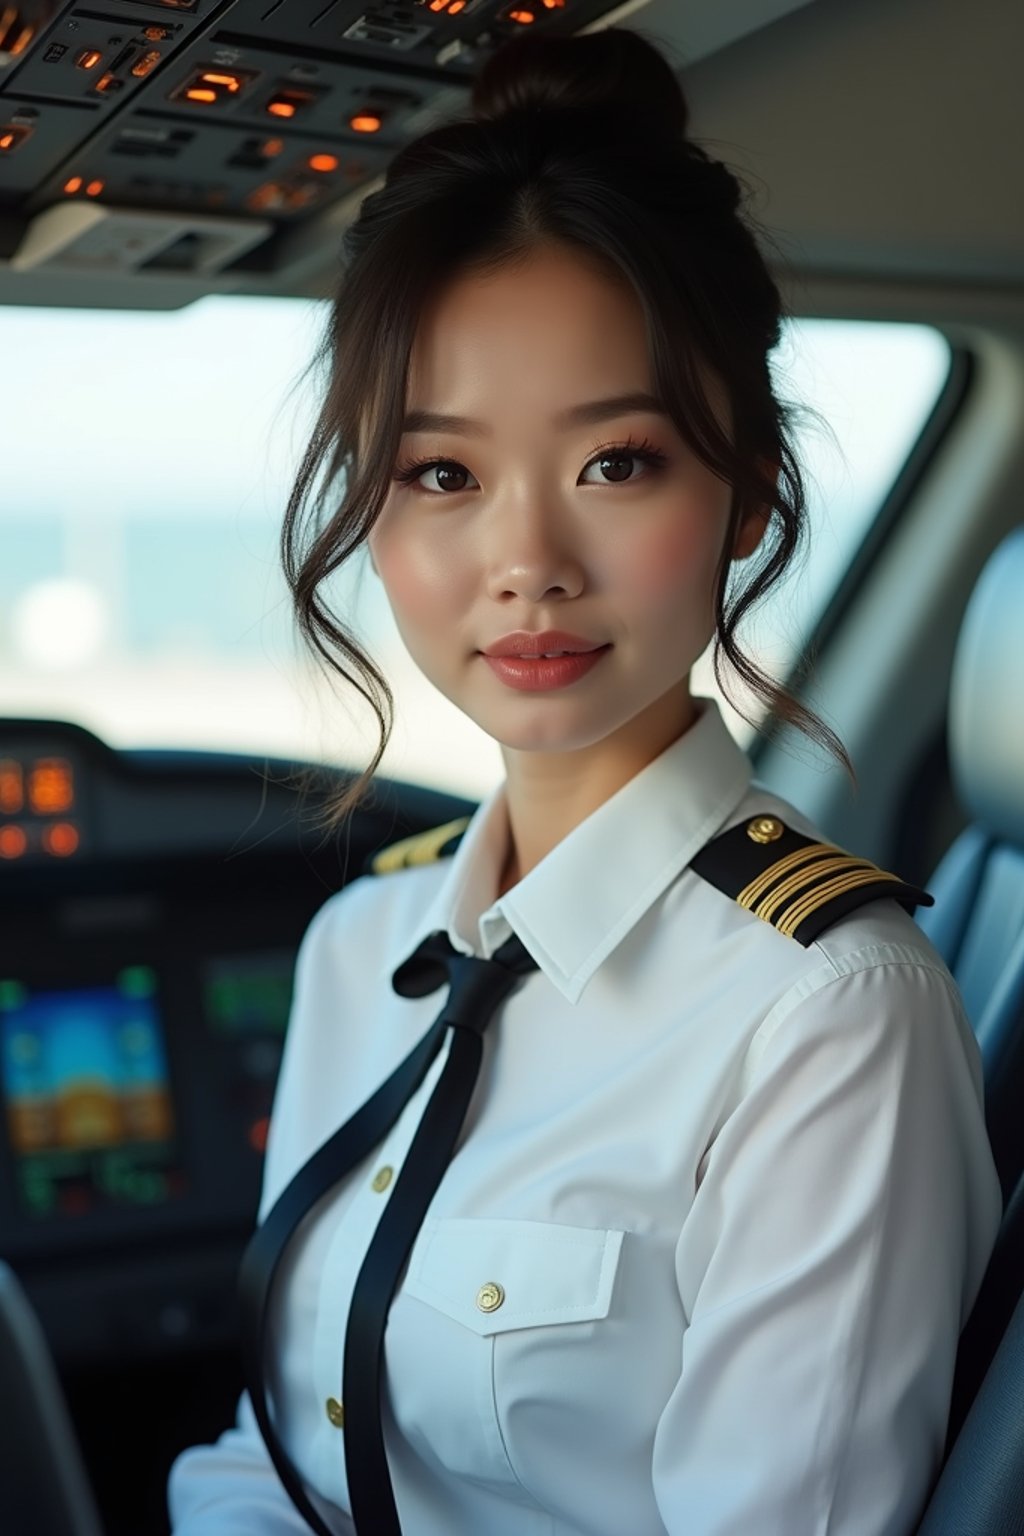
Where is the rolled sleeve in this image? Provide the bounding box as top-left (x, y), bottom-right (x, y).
top-left (652, 950), bottom-right (1002, 1536)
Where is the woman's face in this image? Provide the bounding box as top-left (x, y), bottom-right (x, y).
top-left (367, 242), bottom-right (762, 767)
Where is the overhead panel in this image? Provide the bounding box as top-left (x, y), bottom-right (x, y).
top-left (0, 0), bottom-right (639, 276)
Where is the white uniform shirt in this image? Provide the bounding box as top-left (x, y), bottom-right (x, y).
top-left (167, 699), bottom-right (1002, 1536)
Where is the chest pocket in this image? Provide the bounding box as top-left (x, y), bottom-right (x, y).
top-left (391, 1215), bottom-right (626, 1496)
top-left (404, 1215), bottom-right (624, 1334)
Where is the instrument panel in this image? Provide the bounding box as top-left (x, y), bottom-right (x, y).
top-left (0, 716), bottom-right (476, 1366)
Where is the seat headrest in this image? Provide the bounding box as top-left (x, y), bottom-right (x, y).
top-left (950, 527), bottom-right (1024, 847)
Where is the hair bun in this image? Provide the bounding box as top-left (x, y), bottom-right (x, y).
top-left (470, 28), bottom-right (689, 143)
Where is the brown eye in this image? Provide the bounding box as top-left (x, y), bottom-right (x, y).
top-left (595, 453), bottom-right (635, 483)
top-left (432, 463), bottom-right (470, 492)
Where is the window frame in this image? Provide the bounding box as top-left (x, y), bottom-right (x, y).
top-left (748, 335), bottom-right (974, 767)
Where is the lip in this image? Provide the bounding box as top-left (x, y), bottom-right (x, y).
top-left (480, 630), bottom-right (607, 658)
top-left (481, 646), bottom-right (612, 693)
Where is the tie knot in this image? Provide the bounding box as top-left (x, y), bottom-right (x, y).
top-left (391, 930), bottom-right (538, 1036)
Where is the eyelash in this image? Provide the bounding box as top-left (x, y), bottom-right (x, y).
top-left (391, 433), bottom-right (669, 492)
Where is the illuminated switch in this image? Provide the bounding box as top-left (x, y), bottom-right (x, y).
top-left (265, 86), bottom-right (316, 121)
top-left (0, 759), bottom-right (23, 812)
top-left (28, 758), bottom-right (74, 815)
top-left (131, 50), bottom-right (162, 79)
top-left (347, 111), bottom-right (381, 134)
top-left (0, 125), bottom-right (31, 153)
top-left (171, 67), bottom-right (258, 108)
top-left (75, 48), bottom-right (102, 69)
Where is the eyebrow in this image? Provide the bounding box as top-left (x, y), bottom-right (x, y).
top-left (401, 391), bottom-right (669, 438)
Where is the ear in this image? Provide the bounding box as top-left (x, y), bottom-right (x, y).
top-left (732, 459), bottom-right (777, 561)
top-left (732, 504), bottom-right (770, 562)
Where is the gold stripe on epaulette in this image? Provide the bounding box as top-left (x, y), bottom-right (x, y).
top-left (777, 866), bottom-right (904, 938)
top-left (738, 842), bottom-right (838, 911)
top-left (755, 855), bottom-right (877, 924)
top-left (370, 816), bottom-right (472, 875)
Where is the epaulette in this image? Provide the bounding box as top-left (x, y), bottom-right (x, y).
top-left (690, 814), bottom-right (934, 947)
top-left (364, 816), bottom-right (472, 877)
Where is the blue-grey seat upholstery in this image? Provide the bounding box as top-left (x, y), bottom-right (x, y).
top-left (917, 526), bottom-right (1024, 1202)
top-left (913, 527), bottom-right (1024, 1532)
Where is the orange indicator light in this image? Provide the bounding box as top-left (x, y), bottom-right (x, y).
top-left (308, 153), bottom-right (338, 172)
top-left (86, 178), bottom-right (104, 195)
top-left (204, 72), bottom-right (242, 90)
top-left (28, 758), bottom-right (74, 815)
top-left (262, 137), bottom-right (284, 156)
top-left (43, 822), bottom-right (79, 857)
top-left (75, 48), bottom-right (102, 69)
top-left (186, 87), bottom-right (217, 102)
top-left (0, 131), bottom-right (13, 150)
top-left (508, 8), bottom-right (536, 20)
top-left (0, 826), bottom-right (27, 860)
top-left (0, 760), bottom-right (23, 814)
top-left (267, 99), bottom-right (295, 118)
top-left (64, 175), bottom-right (83, 194)
top-left (449, 0), bottom-right (467, 10)
top-left (348, 113), bottom-right (381, 133)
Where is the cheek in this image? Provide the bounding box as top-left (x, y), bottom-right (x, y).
top-left (372, 525), bottom-right (466, 623)
top-left (616, 513), bottom-right (726, 611)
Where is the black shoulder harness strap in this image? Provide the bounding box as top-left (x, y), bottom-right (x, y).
top-left (364, 811), bottom-right (934, 948)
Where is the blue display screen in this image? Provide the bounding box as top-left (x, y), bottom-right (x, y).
top-left (0, 967), bottom-right (185, 1218)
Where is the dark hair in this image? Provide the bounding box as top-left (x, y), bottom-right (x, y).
top-left (282, 25), bottom-right (853, 835)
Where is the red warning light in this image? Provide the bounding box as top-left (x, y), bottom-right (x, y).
top-left (249, 1116), bottom-right (269, 1153)
top-left (42, 822), bottom-right (80, 857)
top-left (0, 826), bottom-right (27, 860)
top-left (28, 758), bottom-right (74, 815)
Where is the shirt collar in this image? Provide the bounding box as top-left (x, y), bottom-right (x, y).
top-left (378, 697), bottom-right (752, 1006)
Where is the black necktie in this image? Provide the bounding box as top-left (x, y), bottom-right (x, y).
top-left (238, 926), bottom-right (539, 1536)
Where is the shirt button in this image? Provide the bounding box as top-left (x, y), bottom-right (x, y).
top-left (476, 1281), bottom-right (505, 1313)
top-left (325, 1397), bottom-right (345, 1428)
top-left (371, 1165), bottom-right (393, 1192)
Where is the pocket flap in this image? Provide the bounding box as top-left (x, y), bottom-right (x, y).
top-left (403, 1216), bottom-right (624, 1337)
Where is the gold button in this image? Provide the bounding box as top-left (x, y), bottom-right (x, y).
top-left (476, 1281), bottom-right (505, 1313)
top-left (747, 815), bottom-right (784, 844)
top-left (325, 1397), bottom-right (344, 1428)
top-left (371, 1165), bottom-right (393, 1192)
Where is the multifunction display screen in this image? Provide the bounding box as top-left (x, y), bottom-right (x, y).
top-left (0, 966), bottom-right (185, 1219)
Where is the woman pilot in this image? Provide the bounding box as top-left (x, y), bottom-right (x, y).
top-left (167, 26), bottom-right (1001, 1536)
